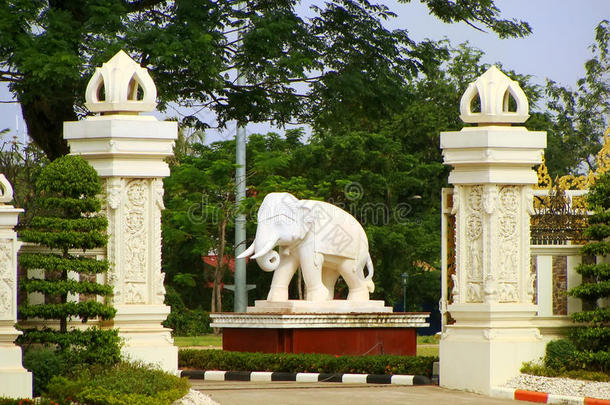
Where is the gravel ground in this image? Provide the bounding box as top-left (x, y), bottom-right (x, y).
top-left (172, 389), bottom-right (219, 405)
top-left (504, 374), bottom-right (610, 400)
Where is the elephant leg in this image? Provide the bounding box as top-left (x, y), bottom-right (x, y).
top-left (301, 252), bottom-right (329, 301)
top-left (267, 251), bottom-right (298, 302)
top-left (340, 261), bottom-right (370, 301)
top-left (321, 268), bottom-right (340, 300)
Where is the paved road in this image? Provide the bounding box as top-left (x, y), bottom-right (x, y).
top-left (191, 381), bottom-right (537, 405)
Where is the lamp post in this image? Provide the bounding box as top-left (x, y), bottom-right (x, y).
top-left (401, 272), bottom-right (408, 312)
top-left (233, 0), bottom-right (247, 313)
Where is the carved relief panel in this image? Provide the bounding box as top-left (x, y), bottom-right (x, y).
top-left (465, 186), bottom-right (484, 303)
top-left (103, 177), bottom-right (167, 306)
top-left (0, 238), bottom-right (15, 320)
top-left (452, 184), bottom-right (532, 305)
top-left (497, 186), bottom-right (520, 302)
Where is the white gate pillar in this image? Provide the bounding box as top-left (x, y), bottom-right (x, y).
top-left (439, 66), bottom-right (547, 394)
top-left (0, 175), bottom-right (32, 398)
top-left (64, 51), bottom-right (178, 373)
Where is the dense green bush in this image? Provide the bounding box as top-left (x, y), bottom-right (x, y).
top-left (22, 347), bottom-right (69, 397)
top-left (163, 309), bottom-right (212, 336)
top-left (179, 349), bottom-right (437, 377)
top-left (44, 362), bottom-right (190, 405)
top-left (544, 339), bottom-right (578, 370)
top-left (22, 329), bottom-right (122, 397)
top-left (163, 286), bottom-right (212, 336)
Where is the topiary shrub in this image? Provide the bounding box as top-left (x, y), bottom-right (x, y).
top-left (566, 173), bottom-right (610, 372)
top-left (17, 155), bottom-right (120, 366)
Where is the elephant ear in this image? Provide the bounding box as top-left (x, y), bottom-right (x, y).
top-left (299, 205), bottom-right (314, 239)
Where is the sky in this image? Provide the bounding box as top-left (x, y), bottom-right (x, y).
top-left (1, 0), bottom-right (608, 145)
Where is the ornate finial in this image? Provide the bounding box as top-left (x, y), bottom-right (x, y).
top-left (0, 174), bottom-right (14, 203)
top-left (459, 65), bottom-right (529, 124)
top-left (535, 154), bottom-right (552, 190)
top-left (85, 50), bottom-right (157, 114)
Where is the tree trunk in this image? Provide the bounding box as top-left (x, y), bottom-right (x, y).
top-left (60, 250), bottom-right (69, 333)
top-left (212, 218), bottom-right (227, 335)
top-left (18, 85), bottom-right (76, 160)
top-left (297, 268), bottom-right (303, 300)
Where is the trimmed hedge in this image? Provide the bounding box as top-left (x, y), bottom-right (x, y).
top-left (179, 349), bottom-right (437, 377)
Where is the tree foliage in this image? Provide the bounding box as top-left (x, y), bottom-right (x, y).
top-left (0, 137), bottom-right (48, 223)
top-left (0, 0), bottom-right (530, 159)
top-left (17, 155), bottom-right (119, 363)
top-left (162, 141), bottom-right (240, 312)
top-left (541, 20), bottom-right (609, 177)
top-left (161, 40), bottom-right (549, 313)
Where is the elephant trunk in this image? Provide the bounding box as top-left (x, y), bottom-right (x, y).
top-left (252, 233), bottom-right (280, 272)
top-left (256, 250), bottom-right (280, 272)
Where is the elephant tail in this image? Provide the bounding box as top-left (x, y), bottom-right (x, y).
top-left (365, 253), bottom-right (375, 293)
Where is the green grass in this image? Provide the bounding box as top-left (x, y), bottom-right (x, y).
top-left (174, 334), bottom-right (222, 347)
top-left (417, 334), bottom-right (440, 344)
top-left (417, 345), bottom-right (439, 357)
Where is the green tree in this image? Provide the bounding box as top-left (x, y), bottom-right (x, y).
top-left (17, 155), bottom-right (119, 364)
top-left (163, 141), bottom-right (240, 313)
top-left (161, 41), bottom-right (544, 312)
top-left (541, 20), bottom-right (609, 177)
top-left (567, 173), bottom-right (610, 371)
top-left (0, 1), bottom-right (530, 160)
top-left (0, 136), bottom-right (48, 223)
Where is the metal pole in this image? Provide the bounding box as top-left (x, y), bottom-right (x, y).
top-left (233, 1), bottom-right (247, 313)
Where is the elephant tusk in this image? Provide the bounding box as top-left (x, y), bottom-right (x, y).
top-left (237, 242), bottom-right (255, 259)
top-left (251, 239), bottom-right (277, 259)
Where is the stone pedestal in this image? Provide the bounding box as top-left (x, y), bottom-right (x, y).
top-left (439, 66), bottom-right (547, 395)
top-left (248, 299), bottom-right (392, 313)
top-left (64, 51), bottom-right (178, 373)
top-left (111, 305), bottom-right (176, 371)
top-left (211, 312), bottom-right (429, 356)
top-left (0, 176), bottom-right (32, 398)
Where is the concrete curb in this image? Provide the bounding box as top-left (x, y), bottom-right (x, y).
top-left (180, 370), bottom-right (431, 385)
top-left (491, 386), bottom-right (610, 404)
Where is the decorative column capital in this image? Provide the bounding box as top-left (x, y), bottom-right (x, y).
top-left (64, 51), bottom-right (176, 179)
top-left (441, 66), bottom-right (545, 186)
top-left (459, 65), bottom-right (529, 124)
top-left (85, 50), bottom-right (157, 114)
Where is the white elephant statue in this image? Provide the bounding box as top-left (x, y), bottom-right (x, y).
top-left (238, 192), bottom-right (375, 302)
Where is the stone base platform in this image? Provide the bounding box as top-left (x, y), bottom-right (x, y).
top-left (247, 300), bottom-right (393, 314)
top-left (210, 312), bottom-right (429, 356)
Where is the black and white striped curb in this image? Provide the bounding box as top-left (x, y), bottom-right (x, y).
top-left (179, 370), bottom-right (431, 385)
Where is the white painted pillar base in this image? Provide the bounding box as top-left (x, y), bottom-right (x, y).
top-left (439, 304), bottom-right (545, 394)
top-left (0, 328), bottom-right (32, 399)
top-left (0, 191), bottom-right (32, 398)
top-left (113, 305), bottom-right (178, 373)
